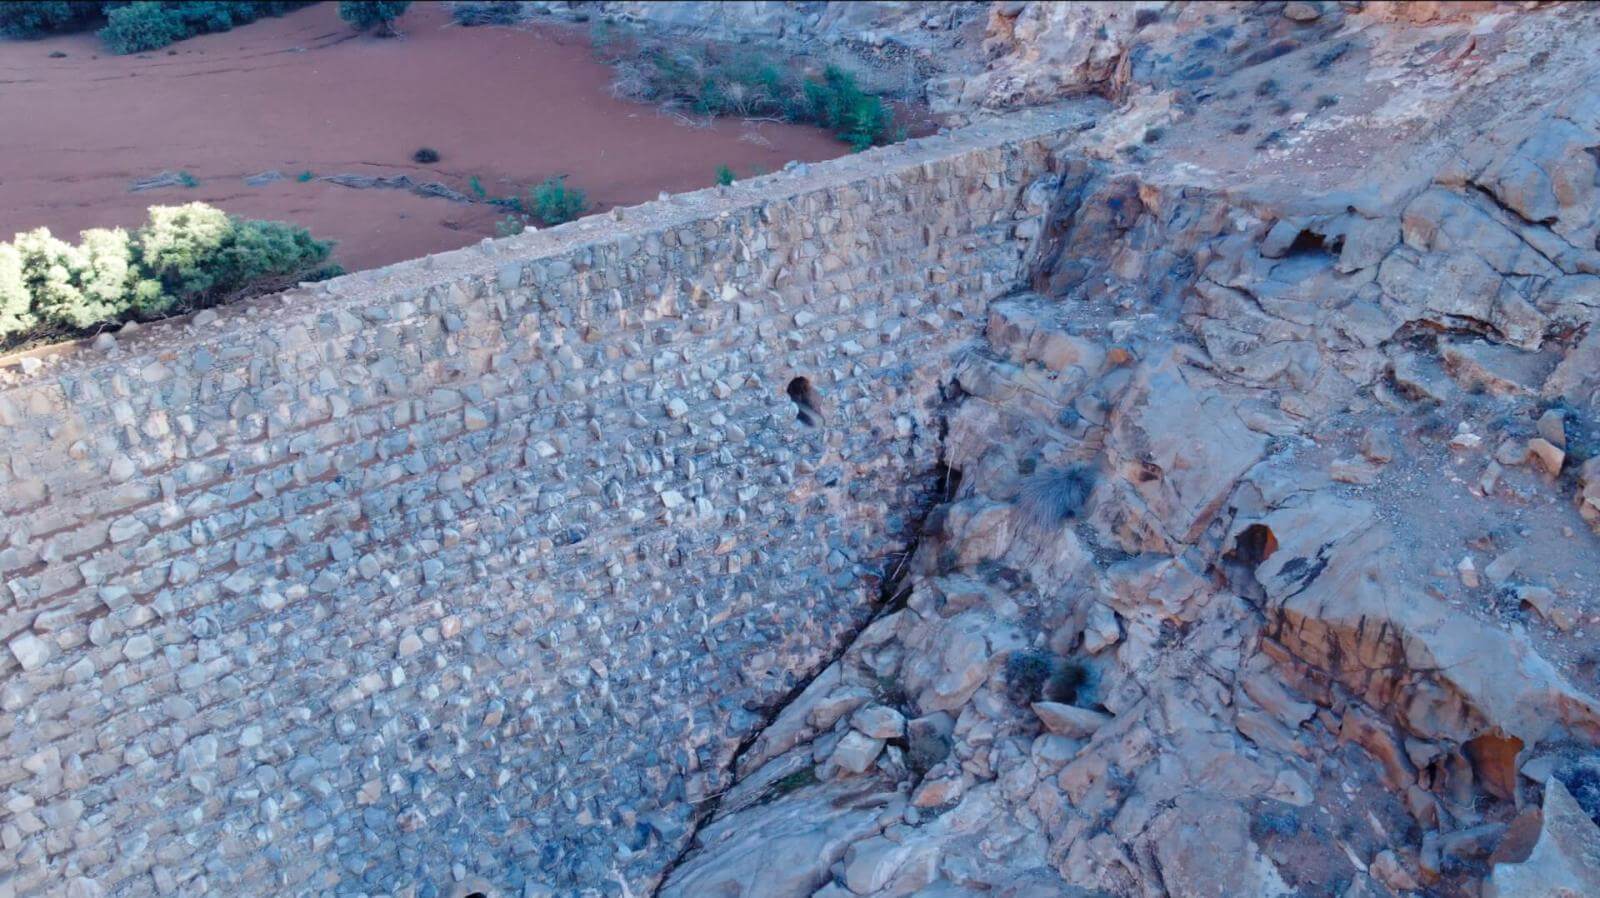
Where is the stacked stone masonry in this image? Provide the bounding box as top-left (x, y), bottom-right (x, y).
top-left (0, 109), bottom-right (1078, 897)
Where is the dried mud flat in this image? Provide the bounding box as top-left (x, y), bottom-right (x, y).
top-left (0, 1), bottom-right (850, 272)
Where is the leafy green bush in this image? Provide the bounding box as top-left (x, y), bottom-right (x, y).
top-left (804, 66), bottom-right (895, 151)
top-left (99, 1), bottom-right (185, 52)
top-left (0, 0), bottom-right (103, 38)
top-left (715, 164), bottom-right (736, 186)
top-left (10, 228), bottom-right (140, 329)
top-left (487, 176), bottom-right (590, 235)
top-left (338, 0), bottom-right (410, 35)
top-left (612, 39), bottom-right (900, 151)
top-left (625, 47), bottom-right (795, 120)
top-left (529, 176), bottom-right (587, 226)
top-left (0, 203), bottom-right (334, 348)
top-left (494, 215), bottom-right (525, 238)
top-left (449, 1), bottom-right (521, 26)
top-left (0, 1), bottom-right (308, 46)
top-left (136, 203), bottom-right (334, 311)
top-left (0, 245), bottom-right (34, 337)
top-left (97, 2), bottom-right (311, 54)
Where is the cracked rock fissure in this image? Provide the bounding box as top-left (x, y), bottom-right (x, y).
top-left (650, 430), bottom-right (963, 897)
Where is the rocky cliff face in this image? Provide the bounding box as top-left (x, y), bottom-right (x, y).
top-left (530, 1), bottom-right (1550, 118)
top-left (652, 4), bottom-right (1600, 898)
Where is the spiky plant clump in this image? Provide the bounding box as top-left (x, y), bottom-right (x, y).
top-left (1017, 464), bottom-right (1096, 530)
top-left (1004, 649), bottom-right (1053, 703)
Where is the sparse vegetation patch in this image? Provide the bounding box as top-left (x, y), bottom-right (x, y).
top-left (0, 1), bottom-right (106, 38)
top-left (0, 203), bottom-right (336, 349)
top-left (449, 1), bottom-right (523, 27)
top-left (1, 2), bottom-right (314, 54)
top-left (1017, 465), bottom-right (1096, 530)
top-left (1004, 649), bottom-right (1054, 702)
top-left (600, 29), bottom-right (904, 151)
top-left (489, 175), bottom-right (590, 235)
top-left (338, 1), bottom-right (412, 37)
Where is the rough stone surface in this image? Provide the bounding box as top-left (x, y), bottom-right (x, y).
top-left (0, 110), bottom-right (1075, 897)
top-left (9, 4), bottom-right (1600, 898)
top-left (656, 6), bottom-right (1600, 898)
top-left (1484, 780), bottom-right (1600, 898)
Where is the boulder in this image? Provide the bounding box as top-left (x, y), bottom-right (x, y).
top-left (657, 779), bottom-right (900, 898)
top-left (1253, 494), bottom-right (1600, 745)
top-left (851, 705), bottom-right (907, 739)
top-left (1144, 794), bottom-right (1297, 898)
top-left (1102, 357), bottom-right (1268, 546)
top-left (1033, 702), bottom-right (1111, 738)
top-left (830, 731), bottom-right (886, 775)
top-left (1484, 779), bottom-right (1600, 898)
top-left (900, 611), bottom-right (1024, 713)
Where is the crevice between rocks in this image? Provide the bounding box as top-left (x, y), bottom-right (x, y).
top-left (647, 380), bottom-right (968, 897)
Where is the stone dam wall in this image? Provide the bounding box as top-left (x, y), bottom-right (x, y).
top-left (0, 109), bottom-right (1077, 897)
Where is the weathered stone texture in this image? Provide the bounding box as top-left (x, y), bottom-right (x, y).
top-left (0, 111), bottom-right (1077, 897)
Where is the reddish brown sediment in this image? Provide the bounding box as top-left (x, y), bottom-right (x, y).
top-left (0, 1), bottom-right (850, 272)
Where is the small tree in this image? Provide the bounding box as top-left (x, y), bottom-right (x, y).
top-left (338, 1), bottom-right (410, 36)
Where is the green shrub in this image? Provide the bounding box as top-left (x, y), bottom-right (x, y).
top-left (715, 164), bottom-right (735, 186)
top-left (803, 66), bottom-right (895, 151)
top-left (0, 244), bottom-right (34, 337)
top-left (449, 1), bottom-right (521, 26)
top-left (0, 203), bottom-right (333, 347)
top-left (770, 766), bottom-right (818, 797)
top-left (338, 0), bottom-right (410, 35)
top-left (98, 1), bottom-right (185, 53)
top-left (629, 47), bottom-right (797, 120)
top-left (0, 1), bottom-right (102, 38)
top-left (75, 228), bottom-right (144, 320)
top-left (133, 202), bottom-right (233, 310)
top-left (530, 176), bottom-right (587, 226)
top-left (494, 215), bottom-right (525, 238)
top-left (412, 147), bottom-right (440, 164)
top-left (137, 203), bottom-right (331, 310)
top-left (296, 170), bottom-right (315, 182)
top-left (488, 176), bottom-right (590, 234)
top-left (17, 229), bottom-right (123, 328)
top-left (610, 38), bottom-right (900, 151)
top-left (96, 2), bottom-right (310, 54)
top-left (1, 1), bottom-right (308, 47)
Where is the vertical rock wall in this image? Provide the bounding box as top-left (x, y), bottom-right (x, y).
top-left (0, 109), bottom-right (1079, 897)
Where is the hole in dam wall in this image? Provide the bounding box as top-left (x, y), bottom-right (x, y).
top-left (0, 110), bottom-right (1082, 896)
top-left (787, 375), bottom-right (826, 426)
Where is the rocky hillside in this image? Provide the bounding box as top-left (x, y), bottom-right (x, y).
top-left (639, 3), bottom-right (1600, 898)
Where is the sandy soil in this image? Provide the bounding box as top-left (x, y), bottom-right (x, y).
top-left (0, 2), bottom-right (851, 272)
